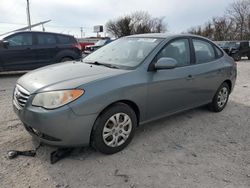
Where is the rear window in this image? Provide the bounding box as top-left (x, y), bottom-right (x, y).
top-left (193, 39), bottom-right (216, 64)
top-left (57, 35), bottom-right (75, 44)
top-left (37, 33), bottom-right (56, 45)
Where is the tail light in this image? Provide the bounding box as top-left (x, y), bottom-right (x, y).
top-left (73, 43), bottom-right (82, 51)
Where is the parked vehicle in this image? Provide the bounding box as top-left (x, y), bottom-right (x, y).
top-left (13, 34), bottom-right (236, 154)
top-left (0, 31), bottom-right (82, 72)
top-left (79, 42), bottom-right (94, 51)
top-left (84, 38), bottom-right (112, 54)
top-left (221, 41), bottom-right (250, 61)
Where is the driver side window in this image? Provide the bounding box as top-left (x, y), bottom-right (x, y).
top-left (156, 39), bottom-right (190, 67)
top-left (6, 33), bottom-right (32, 47)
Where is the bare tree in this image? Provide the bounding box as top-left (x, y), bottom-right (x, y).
top-left (202, 21), bottom-right (214, 39)
top-left (106, 11), bottom-right (167, 38)
top-left (212, 16), bottom-right (234, 41)
top-left (226, 0), bottom-right (250, 40)
top-left (187, 0), bottom-right (250, 41)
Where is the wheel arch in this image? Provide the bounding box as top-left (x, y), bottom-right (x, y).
top-left (223, 79), bottom-right (232, 93)
top-left (98, 100), bottom-right (140, 124)
top-left (60, 56), bottom-right (74, 62)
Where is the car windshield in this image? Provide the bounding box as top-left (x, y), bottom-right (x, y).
top-left (83, 37), bottom-right (163, 69)
top-left (95, 39), bottom-right (107, 46)
top-left (224, 42), bottom-right (240, 48)
top-left (215, 41), bottom-right (227, 48)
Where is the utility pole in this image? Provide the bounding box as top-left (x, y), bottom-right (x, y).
top-left (26, 0), bottom-right (31, 30)
top-left (80, 27), bottom-right (83, 39)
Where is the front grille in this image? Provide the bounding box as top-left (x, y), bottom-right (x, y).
top-left (13, 85), bottom-right (30, 109)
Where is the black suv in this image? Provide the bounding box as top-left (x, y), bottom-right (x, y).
top-left (222, 41), bottom-right (250, 61)
top-left (0, 31), bottom-right (82, 72)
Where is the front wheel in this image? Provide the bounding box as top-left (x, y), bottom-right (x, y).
top-left (91, 103), bottom-right (137, 154)
top-left (208, 83), bottom-right (230, 112)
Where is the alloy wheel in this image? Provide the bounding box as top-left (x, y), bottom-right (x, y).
top-left (217, 87), bottom-right (228, 108)
top-left (102, 113), bottom-right (132, 147)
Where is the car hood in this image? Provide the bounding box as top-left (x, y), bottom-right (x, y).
top-left (17, 61), bottom-right (129, 94)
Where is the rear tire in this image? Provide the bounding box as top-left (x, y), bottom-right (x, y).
top-left (208, 82), bottom-right (230, 112)
top-left (91, 103), bottom-right (137, 154)
top-left (60, 57), bottom-right (73, 62)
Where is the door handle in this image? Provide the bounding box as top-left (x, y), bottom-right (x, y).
top-left (186, 75), bottom-right (194, 80)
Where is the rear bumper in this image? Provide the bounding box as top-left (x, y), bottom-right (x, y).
top-left (13, 104), bottom-right (98, 147)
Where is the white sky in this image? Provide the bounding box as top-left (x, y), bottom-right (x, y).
top-left (0, 0), bottom-right (235, 38)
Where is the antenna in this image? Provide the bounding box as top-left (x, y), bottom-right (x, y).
top-left (26, 0), bottom-right (31, 30)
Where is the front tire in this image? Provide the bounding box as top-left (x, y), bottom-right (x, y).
top-left (209, 82), bottom-right (230, 112)
top-left (232, 53), bottom-right (241, 61)
top-left (91, 103), bottom-right (137, 154)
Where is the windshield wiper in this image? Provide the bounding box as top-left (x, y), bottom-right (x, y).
top-left (84, 61), bottom-right (119, 69)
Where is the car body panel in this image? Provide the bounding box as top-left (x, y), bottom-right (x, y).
top-left (17, 61), bottom-right (129, 93)
top-left (13, 34), bottom-right (237, 147)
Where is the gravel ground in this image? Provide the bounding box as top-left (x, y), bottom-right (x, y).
top-left (0, 61), bottom-right (250, 188)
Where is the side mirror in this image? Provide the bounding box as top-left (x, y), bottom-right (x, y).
top-left (3, 41), bottom-right (9, 48)
top-left (154, 57), bottom-right (177, 70)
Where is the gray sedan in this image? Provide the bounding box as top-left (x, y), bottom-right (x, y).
top-left (13, 34), bottom-right (237, 154)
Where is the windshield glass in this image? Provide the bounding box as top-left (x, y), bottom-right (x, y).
top-left (95, 40), bottom-right (107, 46)
top-left (83, 37), bottom-right (163, 68)
top-left (224, 42), bottom-right (240, 48)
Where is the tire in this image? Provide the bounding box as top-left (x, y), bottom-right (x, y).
top-left (232, 53), bottom-right (241, 61)
top-left (208, 82), bottom-right (230, 112)
top-left (248, 55), bottom-right (250, 60)
top-left (60, 57), bottom-right (73, 62)
top-left (91, 103), bottom-right (137, 154)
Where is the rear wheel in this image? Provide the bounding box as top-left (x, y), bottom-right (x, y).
top-left (60, 57), bottom-right (73, 62)
top-left (247, 55), bottom-right (250, 60)
top-left (208, 82), bottom-right (230, 112)
top-left (91, 103), bottom-right (137, 154)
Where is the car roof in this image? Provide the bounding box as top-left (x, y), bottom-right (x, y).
top-left (126, 33), bottom-right (211, 40)
top-left (4, 31), bottom-right (74, 38)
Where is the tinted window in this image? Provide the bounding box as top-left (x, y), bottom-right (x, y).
top-left (6, 33), bottom-right (32, 46)
top-left (57, 35), bottom-right (73, 44)
top-left (193, 39), bottom-right (216, 64)
top-left (156, 39), bottom-right (190, 67)
top-left (37, 33), bottom-right (56, 45)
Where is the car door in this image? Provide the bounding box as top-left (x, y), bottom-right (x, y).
top-left (1, 32), bottom-right (36, 71)
top-left (33, 33), bottom-right (59, 67)
top-left (189, 38), bottom-right (226, 105)
top-left (146, 38), bottom-right (197, 120)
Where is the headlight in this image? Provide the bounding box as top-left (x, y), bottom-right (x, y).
top-left (32, 89), bottom-right (84, 109)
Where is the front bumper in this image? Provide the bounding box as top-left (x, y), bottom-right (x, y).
top-left (13, 103), bottom-right (98, 147)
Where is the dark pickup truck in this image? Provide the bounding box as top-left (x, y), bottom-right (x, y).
top-left (221, 41), bottom-right (250, 61)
